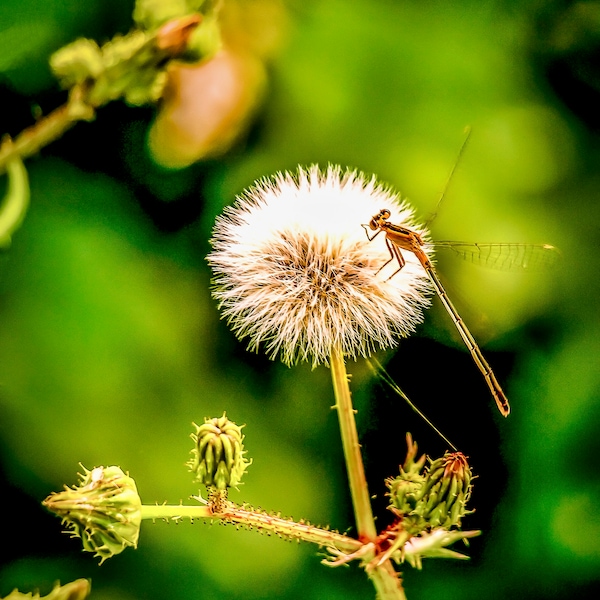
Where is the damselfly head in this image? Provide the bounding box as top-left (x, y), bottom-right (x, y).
top-left (370, 208), bottom-right (391, 229)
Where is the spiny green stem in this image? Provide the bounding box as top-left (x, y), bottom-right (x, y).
top-left (330, 348), bottom-right (376, 542)
top-left (330, 349), bottom-right (407, 600)
top-left (369, 561), bottom-right (408, 600)
top-left (141, 504), bottom-right (212, 521)
top-left (141, 504), bottom-right (363, 553)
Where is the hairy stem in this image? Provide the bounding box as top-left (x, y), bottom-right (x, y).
top-left (330, 349), bottom-right (407, 599)
top-left (141, 503), bottom-right (363, 553)
top-left (369, 561), bottom-right (408, 600)
top-left (330, 348), bottom-right (376, 541)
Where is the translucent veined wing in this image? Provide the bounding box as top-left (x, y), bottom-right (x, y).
top-left (429, 241), bottom-right (560, 272)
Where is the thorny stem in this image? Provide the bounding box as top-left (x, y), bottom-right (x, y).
top-left (143, 501), bottom-right (405, 598)
top-left (141, 504), bottom-right (363, 554)
top-left (330, 348), bottom-right (406, 599)
top-left (330, 349), bottom-right (376, 541)
top-left (370, 561), bottom-right (408, 600)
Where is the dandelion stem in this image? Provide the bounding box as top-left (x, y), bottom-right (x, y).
top-left (330, 348), bottom-right (376, 541)
top-left (330, 349), bottom-right (407, 599)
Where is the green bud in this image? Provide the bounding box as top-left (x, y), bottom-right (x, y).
top-left (386, 434), bottom-right (428, 532)
top-left (43, 466), bottom-right (141, 564)
top-left (187, 413), bottom-right (251, 492)
top-left (387, 436), bottom-right (473, 534)
top-left (386, 462), bottom-right (426, 516)
top-left (418, 452), bottom-right (473, 530)
top-left (50, 9), bottom-right (207, 108)
top-left (382, 436), bottom-right (478, 567)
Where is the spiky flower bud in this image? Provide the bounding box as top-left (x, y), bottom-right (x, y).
top-left (187, 413), bottom-right (251, 492)
top-left (42, 466), bottom-right (141, 564)
top-left (420, 451), bottom-right (473, 528)
top-left (386, 435), bottom-right (428, 521)
top-left (387, 440), bottom-right (473, 533)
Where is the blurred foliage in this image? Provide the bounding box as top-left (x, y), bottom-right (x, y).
top-left (1, 0), bottom-right (599, 599)
top-left (1, 579), bottom-right (90, 600)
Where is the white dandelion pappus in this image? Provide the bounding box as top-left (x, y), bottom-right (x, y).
top-left (207, 165), bottom-right (434, 367)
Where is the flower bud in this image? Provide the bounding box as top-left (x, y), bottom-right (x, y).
top-left (187, 413), bottom-right (251, 491)
top-left (49, 39), bottom-right (104, 87)
top-left (386, 435), bottom-right (427, 517)
top-left (387, 437), bottom-right (473, 533)
top-left (419, 452), bottom-right (472, 529)
top-left (43, 466), bottom-right (141, 564)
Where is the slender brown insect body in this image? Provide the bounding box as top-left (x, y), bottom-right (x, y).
top-left (364, 208), bottom-right (511, 417)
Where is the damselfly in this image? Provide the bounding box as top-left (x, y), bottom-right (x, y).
top-left (363, 208), bottom-right (559, 416)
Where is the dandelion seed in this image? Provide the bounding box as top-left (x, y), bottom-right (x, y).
top-left (207, 165), bottom-right (434, 367)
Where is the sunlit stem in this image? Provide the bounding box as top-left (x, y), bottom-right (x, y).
top-left (330, 348), bottom-right (376, 541)
top-left (141, 504), bottom-right (363, 553)
top-left (330, 348), bottom-right (406, 600)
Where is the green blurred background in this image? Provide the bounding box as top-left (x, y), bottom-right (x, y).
top-left (1, 0), bottom-right (599, 599)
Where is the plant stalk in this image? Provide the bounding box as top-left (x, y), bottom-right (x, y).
top-left (330, 348), bottom-right (407, 599)
top-left (141, 504), bottom-right (363, 554)
top-left (330, 348), bottom-right (376, 541)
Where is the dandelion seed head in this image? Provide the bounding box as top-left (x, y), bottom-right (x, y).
top-left (208, 165), bottom-right (434, 366)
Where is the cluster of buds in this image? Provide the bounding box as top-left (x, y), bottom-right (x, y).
top-left (50, 1), bottom-right (222, 108)
top-left (368, 434), bottom-right (479, 568)
top-left (187, 413), bottom-right (251, 508)
top-left (41, 414), bottom-right (251, 563)
top-left (42, 466), bottom-right (142, 564)
top-left (387, 435), bottom-right (473, 534)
